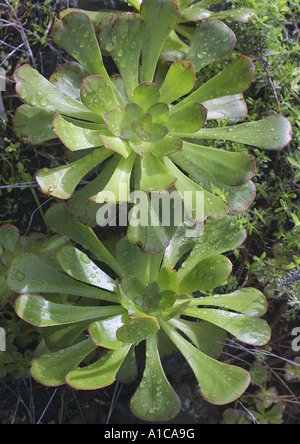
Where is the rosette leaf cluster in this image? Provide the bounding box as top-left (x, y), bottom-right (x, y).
top-left (6, 203), bottom-right (271, 422)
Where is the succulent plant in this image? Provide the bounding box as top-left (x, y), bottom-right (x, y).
top-left (0, 224), bottom-right (70, 306)
top-left (6, 203), bottom-right (271, 422)
top-left (13, 1), bottom-right (292, 242)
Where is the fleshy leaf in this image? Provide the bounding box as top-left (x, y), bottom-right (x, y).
top-left (15, 65), bottom-right (102, 123)
top-left (203, 94), bottom-right (248, 123)
top-left (132, 82), bottom-right (160, 112)
top-left (36, 235), bottom-right (71, 271)
top-left (90, 153), bottom-right (136, 203)
top-left (141, 0), bottom-right (180, 81)
top-left (49, 62), bottom-right (88, 101)
top-left (45, 203), bottom-right (124, 277)
top-left (127, 193), bottom-right (170, 255)
top-left (110, 13), bottom-right (146, 97)
top-left (59, 8), bottom-right (122, 25)
top-left (8, 254), bottom-right (117, 302)
top-left (157, 268), bottom-right (179, 295)
top-left (152, 136), bottom-right (183, 157)
top-left (51, 12), bottom-right (109, 78)
top-left (15, 294), bottom-right (124, 327)
top-left (36, 148), bottom-right (113, 199)
top-left (129, 140), bottom-right (154, 156)
top-left (160, 30), bottom-right (190, 61)
top-left (67, 155), bottom-right (120, 227)
top-left (140, 154), bottom-right (176, 192)
top-left (213, 8), bottom-right (258, 23)
top-left (101, 135), bottom-right (132, 158)
top-left (53, 114), bottom-right (105, 151)
top-left (13, 105), bottom-right (56, 144)
top-left (167, 102), bottom-right (207, 134)
top-left (180, 4), bottom-right (212, 22)
top-left (196, 116), bottom-right (293, 150)
top-left (31, 339), bottom-right (97, 386)
top-left (178, 255), bottom-right (232, 294)
top-left (148, 103), bottom-right (169, 124)
top-left (189, 288), bottom-right (267, 317)
top-left (116, 347), bottom-right (137, 384)
top-left (66, 344), bottom-right (131, 390)
top-left (0, 225), bottom-right (19, 253)
top-left (169, 318), bottom-right (226, 359)
top-left (116, 316), bottom-right (160, 343)
top-left (89, 314), bottom-right (130, 350)
top-left (161, 157), bottom-right (230, 221)
top-left (185, 308), bottom-right (271, 346)
top-left (116, 237), bottom-right (162, 285)
top-left (178, 217), bottom-right (246, 280)
top-left (159, 61), bottom-right (195, 104)
top-left (160, 319), bottom-right (250, 405)
top-left (227, 180), bottom-right (256, 215)
top-left (176, 56), bottom-right (255, 107)
top-left (58, 246), bottom-right (116, 292)
top-left (171, 141), bottom-right (256, 187)
top-left (186, 20), bottom-right (236, 72)
top-left (80, 75), bottom-right (121, 117)
top-left (130, 335), bottom-right (181, 422)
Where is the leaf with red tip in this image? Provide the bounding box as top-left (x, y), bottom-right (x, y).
top-left (167, 102), bottom-right (207, 134)
top-left (13, 105), bottom-right (56, 145)
top-left (186, 20), bottom-right (236, 72)
top-left (52, 11), bottom-right (109, 78)
top-left (159, 61), bottom-right (196, 104)
top-left (80, 75), bottom-right (121, 117)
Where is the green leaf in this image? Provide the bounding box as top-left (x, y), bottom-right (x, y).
top-left (176, 56), bottom-right (255, 107)
top-left (15, 65), bottom-right (102, 123)
top-left (116, 346), bottom-right (137, 384)
top-left (157, 268), bottom-right (179, 294)
top-left (31, 339), bottom-right (97, 386)
top-left (15, 294), bottom-right (125, 327)
top-left (167, 102), bottom-right (207, 134)
top-left (116, 237), bottom-right (162, 285)
top-left (100, 135), bottom-right (132, 158)
top-left (110, 13), bottom-right (146, 97)
top-left (0, 225), bottom-right (19, 253)
top-left (169, 318), bottom-right (226, 359)
top-left (127, 193), bottom-right (170, 254)
top-left (161, 157), bottom-right (230, 221)
top-left (185, 308), bottom-right (271, 346)
top-left (203, 94), bottom-right (248, 123)
top-left (152, 136), bottom-right (183, 157)
top-left (129, 139), bottom-right (154, 156)
top-left (160, 319), bottom-right (250, 405)
top-left (49, 62), bottom-right (88, 101)
top-left (116, 316), bottom-right (160, 343)
top-left (186, 20), bottom-right (236, 72)
top-left (45, 203), bottom-right (124, 277)
top-left (160, 30), bottom-right (190, 61)
top-left (180, 4), bottom-right (212, 22)
top-left (130, 335), bottom-right (181, 421)
top-left (58, 246), bottom-right (116, 292)
top-left (36, 148), bottom-right (113, 200)
top-left (159, 61), bottom-right (195, 104)
top-left (179, 255), bottom-right (232, 294)
top-left (67, 155), bottom-right (120, 227)
top-left (36, 235), bottom-right (71, 271)
top-left (52, 114), bottom-right (105, 151)
top-left (148, 103), bottom-right (169, 124)
top-left (66, 344), bottom-right (131, 390)
top-left (52, 11), bottom-right (109, 78)
top-left (227, 180), bottom-right (256, 215)
top-left (171, 141), bottom-right (256, 187)
top-left (140, 154), bottom-right (176, 192)
top-left (13, 105), bottom-right (56, 144)
top-left (90, 152), bottom-right (136, 203)
top-left (7, 254), bottom-right (117, 302)
top-left (178, 217), bottom-right (246, 280)
top-left (196, 116), bottom-right (293, 151)
top-left (132, 82), bottom-right (160, 112)
top-left (89, 314), bottom-right (130, 350)
top-left (80, 75), bottom-right (121, 117)
top-left (213, 8), bottom-right (258, 23)
top-left (141, 0), bottom-right (180, 81)
top-left (189, 288), bottom-right (267, 317)
top-left (59, 8), bottom-right (122, 25)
